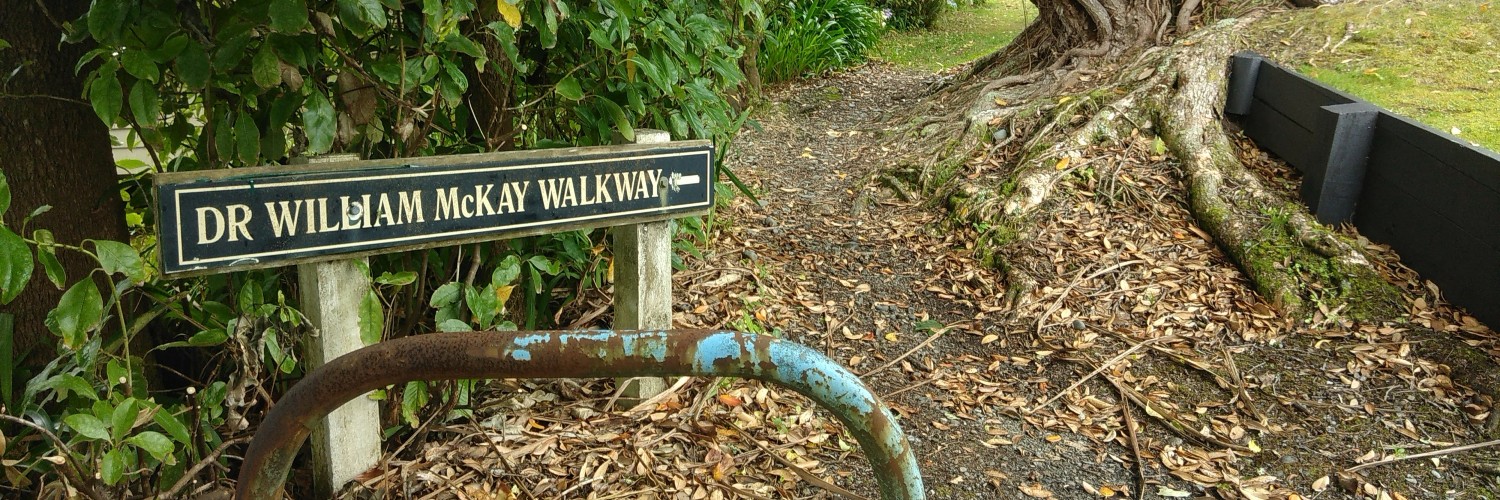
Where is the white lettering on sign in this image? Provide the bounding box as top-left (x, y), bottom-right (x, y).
top-left (541, 169), bottom-right (662, 210)
top-left (188, 170), bottom-right (666, 244)
top-left (159, 144), bottom-right (713, 275)
top-left (195, 204), bottom-right (255, 243)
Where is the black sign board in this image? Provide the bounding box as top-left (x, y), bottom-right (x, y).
top-left (156, 141), bottom-right (713, 276)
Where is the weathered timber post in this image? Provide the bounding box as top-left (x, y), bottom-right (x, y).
top-left (154, 141), bottom-right (713, 496)
top-left (292, 153), bottom-right (381, 497)
top-left (613, 129), bottom-right (674, 400)
top-left (1306, 102), bottom-right (1379, 224)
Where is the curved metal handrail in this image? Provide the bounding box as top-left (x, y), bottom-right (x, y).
top-left (236, 330), bottom-right (925, 499)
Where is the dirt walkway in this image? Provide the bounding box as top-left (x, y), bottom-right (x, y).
top-left (360, 64), bottom-right (1500, 500)
top-left (706, 66), bottom-right (1154, 497)
top-left (709, 65), bottom-right (1500, 499)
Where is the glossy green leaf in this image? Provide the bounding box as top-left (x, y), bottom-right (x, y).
top-left (188, 328), bottom-right (228, 346)
top-left (236, 112), bottom-right (261, 164)
top-left (0, 227), bottom-right (31, 305)
top-left (152, 34), bottom-right (190, 62)
top-left (491, 255), bottom-right (521, 286)
top-left (400, 381), bottom-right (428, 427)
top-left (359, 289), bottom-right (384, 345)
top-left (303, 92), bottom-right (335, 154)
top-left (429, 282), bottom-right (462, 308)
top-left (340, 0), bottom-right (387, 34)
top-left (437, 318), bottom-right (470, 332)
top-left (38, 373), bottom-right (97, 401)
top-left (89, 70), bottom-right (123, 125)
top-left (126, 431), bottom-right (174, 461)
top-left (64, 413), bottom-right (110, 441)
top-left (106, 359), bottom-right (128, 390)
top-left (121, 50), bottom-right (159, 83)
top-left (46, 280), bottom-right (103, 349)
top-left (527, 255), bottom-right (560, 275)
top-left (465, 283), bottom-right (498, 327)
top-left (111, 399), bottom-right (137, 442)
top-left (442, 33), bottom-right (484, 58)
top-left (253, 44), bottom-right (282, 89)
top-left (87, 0), bottom-right (129, 43)
top-left (264, 330), bottom-right (287, 370)
top-left (596, 97), bottom-right (633, 142)
top-left (269, 0), bottom-right (311, 32)
top-left (93, 240), bottom-right (146, 283)
top-left (238, 279), bottom-right (264, 313)
top-left (127, 82), bottom-right (161, 127)
top-left (101, 447), bottom-right (128, 485)
top-left (37, 240), bottom-right (65, 289)
top-left (439, 61), bottom-right (468, 104)
top-left (152, 409), bottom-right (193, 445)
top-left (555, 75), bottom-right (583, 100)
top-left (375, 271), bottom-right (417, 286)
top-left (176, 42), bottom-right (210, 89)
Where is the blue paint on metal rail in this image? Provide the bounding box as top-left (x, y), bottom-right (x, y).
top-left (236, 330), bottom-right (925, 499)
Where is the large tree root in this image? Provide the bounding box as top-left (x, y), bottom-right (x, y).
top-left (895, 16), bottom-right (1403, 321)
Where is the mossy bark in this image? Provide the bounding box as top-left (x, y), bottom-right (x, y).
top-left (900, 13), bottom-right (1403, 322)
top-left (1152, 18), bottom-right (1401, 320)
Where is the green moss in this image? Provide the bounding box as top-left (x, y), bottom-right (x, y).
top-left (1255, 2), bottom-right (1500, 152)
top-left (1241, 203), bottom-right (1402, 321)
top-left (874, 3), bottom-right (1031, 71)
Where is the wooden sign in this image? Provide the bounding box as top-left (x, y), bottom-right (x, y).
top-left (155, 141), bottom-right (713, 276)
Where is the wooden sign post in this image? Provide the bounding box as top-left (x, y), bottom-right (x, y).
top-left (613, 130), bottom-right (673, 400)
top-left (155, 133), bottom-right (708, 494)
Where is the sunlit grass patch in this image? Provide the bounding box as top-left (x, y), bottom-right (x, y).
top-left (873, 2), bottom-right (1033, 72)
top-left (1255, 1), bottom-right (1500, 151)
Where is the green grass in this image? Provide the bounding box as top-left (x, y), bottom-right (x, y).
top-left (873, 2), bottom-right (1033, 72)
top-left (1254, 1), bottom-right (1500, 152)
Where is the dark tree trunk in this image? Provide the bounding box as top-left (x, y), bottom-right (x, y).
top-left (0, 1), bottom-right (130, 363)
top-left (969, 0), bottom-right (1188, 79)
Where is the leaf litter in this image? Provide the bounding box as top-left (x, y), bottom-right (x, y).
top-left (349, 64), bottom-right (1499, 499)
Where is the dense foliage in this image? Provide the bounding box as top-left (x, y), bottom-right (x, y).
top-left (758, 0), bottom-right (885, 82)
top-left (0, 0), bottom-right (761, 494)
top-left (870, 0), bottom-right (948, 30)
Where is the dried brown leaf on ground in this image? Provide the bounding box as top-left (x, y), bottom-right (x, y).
top-left (352, 60), bottom-right (1499, 499)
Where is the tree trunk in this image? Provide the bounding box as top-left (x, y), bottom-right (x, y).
top-left (0, 1), bottom-right (130, 363)
top-left (903, 0), bottom-right (1402, 319)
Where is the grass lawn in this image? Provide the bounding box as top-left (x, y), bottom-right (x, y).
top-left (1253, 1), bottom-right (1500, 152)
top-left (873, 2), bottom-right (1033, 72)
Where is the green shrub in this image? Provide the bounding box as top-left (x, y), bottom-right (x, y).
top-left (0, 0), bottom-right (763, 494)
top-left (871, 0), bottom-right (949, 30)
top-left (759, 0), bottom-right (885, 83)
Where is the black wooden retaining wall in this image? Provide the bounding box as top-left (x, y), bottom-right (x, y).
top-left (1226, 51), bottom-right (1500, 327)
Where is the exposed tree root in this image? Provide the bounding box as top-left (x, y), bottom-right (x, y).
top-left (892, 15), bottom-right (1402, 321)
top-left (1148, 17), bottom-right (1400, 319)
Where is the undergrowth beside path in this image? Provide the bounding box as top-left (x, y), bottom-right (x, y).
top-left (875, 2), bottom-right (1033, 72)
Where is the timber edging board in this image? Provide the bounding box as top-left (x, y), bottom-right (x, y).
top-left (155, 141), bottom-right (714, 276)
top-left (1226, 51), bottom-right (1500, 328)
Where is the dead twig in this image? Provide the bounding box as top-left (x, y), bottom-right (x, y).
top-left (1093, 364), bottom-right (1255, 454)
top-left (1036, 260), bottom-right (1146, 334)
top-left (156, 435), bottom-right (251, 499)
top-left (1330, 22), bottom-right (1357, 53)
top-left (886, 373), bottom-right (942, 399)
top-left (1116, 382), bottom-right (1148, 499)
top-left (861, 328), bottom-right (947, 378)
top-left (1345, 438), bottom-right (1500, 473)
top-left (1030, 335), bottom-right (1173, 414)
top-left (1220, 347), bottom-right (1269, 425)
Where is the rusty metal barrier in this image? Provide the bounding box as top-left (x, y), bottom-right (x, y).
top-left (236, 330), bottom-right (925, 499)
